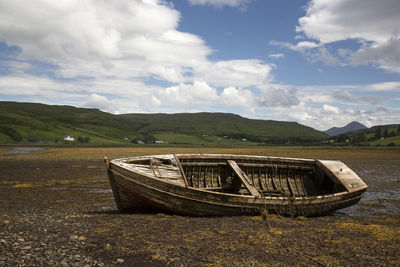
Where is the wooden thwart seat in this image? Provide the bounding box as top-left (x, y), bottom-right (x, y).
top-left (174, 154), bottom-right (189, 188)
top-left (227, 160), bottom-right (262, 197)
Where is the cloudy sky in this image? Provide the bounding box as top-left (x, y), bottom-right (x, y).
top-left (0, 0), bottom-right (399, 130)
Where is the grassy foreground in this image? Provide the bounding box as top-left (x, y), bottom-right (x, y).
top-left (0, 146), bottom-right (399, 266)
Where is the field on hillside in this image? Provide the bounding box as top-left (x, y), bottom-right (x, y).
top-left (0, 101), bottom-right (328, 146)
top-left (1, 146), bottom-right (399, 266)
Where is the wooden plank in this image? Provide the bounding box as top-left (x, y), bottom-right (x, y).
top-left (317, 160), bottom-right (368, 192)
top-left (180, 162), bottom-right (223, 167)
top-left (173, 154), bottom-right (189, 188)
top-left (264, 168), bottom-right (271, 191)
top-left (227, 160), bottom-right (262, 197)
top-left (193, 171), bottom-right (198, 188)
top-left (176, 154), bottom-right (315, 165)
top-left (250, 167), bottom-right (255, 187)
top-left (287, 177), bottom-right (297, 197)
top-left (104, 157), bottom-right (126, 212)
top-left (180, 161), bottom-right (314, 171)
top-left (277, 168), bottom-right (288, 195)
top-left (257, 168), bottom-right (264, 190)
top-left (199, 166), bottom-right (204, 188)
top-left (190, 166), bottom-right (196, 187)
top-left (295, 169), bottom-right (308, 196)
top-left (210, 168), bottom-right (214, 187)
top-left (203, 167), bottom-right (208, 188)
top-left (295, 176), bottom-right (307, 196)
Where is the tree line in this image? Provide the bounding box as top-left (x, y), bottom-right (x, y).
top-left (333, 125), bottom-right (400, 145)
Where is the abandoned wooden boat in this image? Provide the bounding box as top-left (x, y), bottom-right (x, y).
top-left (104, 154), bottom-right (367, 216)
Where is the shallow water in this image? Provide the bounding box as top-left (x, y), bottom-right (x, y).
top-left (1, 147), bottom-right (46, 155)
top-left (338, 157), bottom-right (400, 217)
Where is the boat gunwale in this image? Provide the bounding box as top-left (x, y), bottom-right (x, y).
top-left (113, 153), bottom-right (316, 164)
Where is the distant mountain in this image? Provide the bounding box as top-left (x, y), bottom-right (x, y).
top-left (0, 101), bottom-right (328, 146)
top-left (325, 121), bottom-right (367, 136)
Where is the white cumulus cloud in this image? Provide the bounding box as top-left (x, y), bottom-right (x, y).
top-left (296, 0), bottom-right (400, 72)
top-left (82, 94), bottom-right (115, 113)
top-left (323, 104), bottom-right (340, 114)
top-left (257, 84), bottom-right (300, 108)
top-left (363, 81), bottom-right (400, 91)
top-left (297, 0), bottom-right (400, 44)
top-left (195, 59), bottom-right (273, 88)
top-left (221, 87), bottom-right (254, 107)
top-left (162, 80), bottom-right (218, 106)
top-left (0, 0), bottom-right (274, 114)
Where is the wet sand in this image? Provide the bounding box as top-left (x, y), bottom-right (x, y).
top-left (1, 146), bottom-right (399, 266)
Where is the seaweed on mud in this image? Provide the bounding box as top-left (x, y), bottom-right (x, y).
top-left (0, 146), bottom-right (399, 266)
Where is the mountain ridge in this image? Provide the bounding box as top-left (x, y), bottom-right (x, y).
top-left (0, 101), bottom-right (327, 146)
top-left (325, 121), bottom-right (367, 136)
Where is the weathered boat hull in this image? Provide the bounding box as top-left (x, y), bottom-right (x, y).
top-left (105, 154), bottom-right (367, 216)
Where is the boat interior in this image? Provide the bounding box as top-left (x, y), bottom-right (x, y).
top-left (125, 155), bottom-right (348, 197)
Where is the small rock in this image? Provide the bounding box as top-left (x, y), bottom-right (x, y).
top-left (18, 238), bottom-right (25, 242)
top-left (70, 235), bottom-right (78, 240)
top-left (3, 220), bottom-right (9, 224)
top-left (78, 236), bottom-right (86, 241)
top-left (117, 258), bottom-right (124, 264)
top-left (60, 259), bottom-right (68, 267)
top-left (22, 246), bottom-right (31, 250)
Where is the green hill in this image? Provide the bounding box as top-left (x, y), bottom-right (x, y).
top-left (0, 101), bottom-right (328, 146)
top-left (329, 124), bottom-right (400, 147)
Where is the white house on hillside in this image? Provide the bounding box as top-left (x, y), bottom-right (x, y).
top-left (64, 136), bottom-right (75, 142)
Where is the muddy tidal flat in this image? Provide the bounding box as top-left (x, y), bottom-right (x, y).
top-left (1, 146), bottom-right (399, 266)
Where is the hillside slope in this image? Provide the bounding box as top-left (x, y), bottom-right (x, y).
top-left (119, 112), bottom-right (327, 143)
top-left (0, 101), bottom-right (328, 145)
